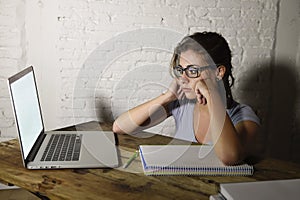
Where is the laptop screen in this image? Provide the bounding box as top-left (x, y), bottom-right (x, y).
top-left (9, 67), bottom-right (44, 159)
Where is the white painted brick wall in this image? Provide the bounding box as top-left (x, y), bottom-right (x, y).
top-left (1, 0), bottom-right (299, 163)
top-left (0, 0), bottom-right (25, 141)
top-left (54, 0), bottom-right (281, 136)
top-left (0, 0), bottom-right (280, 137)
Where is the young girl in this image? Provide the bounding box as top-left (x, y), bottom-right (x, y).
top-left (113, 32), bottom-right (261, 165)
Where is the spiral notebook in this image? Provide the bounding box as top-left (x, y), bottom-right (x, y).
top-left (139, 145), bottom-right (254, 176)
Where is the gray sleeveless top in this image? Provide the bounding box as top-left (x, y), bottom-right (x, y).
top-left (169, 99), bottom-right (260, 143)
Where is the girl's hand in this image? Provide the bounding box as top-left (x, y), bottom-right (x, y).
top-left (165, 79), bottom-right (185, 101)
top-left (195, 68), bottom-right (220, 105)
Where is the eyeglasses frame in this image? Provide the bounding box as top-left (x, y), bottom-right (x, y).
top-left (172, 64), bottom-right (218, 78)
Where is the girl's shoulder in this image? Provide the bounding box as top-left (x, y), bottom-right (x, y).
top-left (227, 101), bottom-right (260, 125)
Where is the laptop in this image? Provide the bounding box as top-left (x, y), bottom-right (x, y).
top-left (8, 66), bottom-right (119, 169)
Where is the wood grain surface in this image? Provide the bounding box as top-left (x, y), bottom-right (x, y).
top-left (0, 121), bottom-right (299, 199)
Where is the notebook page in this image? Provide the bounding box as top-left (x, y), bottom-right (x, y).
top-left (140, 145), bottom-right (225, 167)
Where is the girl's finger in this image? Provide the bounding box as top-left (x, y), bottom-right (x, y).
top-left (177, 87), bottom-right (184, 100)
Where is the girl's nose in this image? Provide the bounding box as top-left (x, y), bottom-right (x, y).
top-left (179, 73), bottom-right (189, 84)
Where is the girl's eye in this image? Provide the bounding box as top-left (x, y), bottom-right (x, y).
top-left (188, 68), bottom-right (198, 74)
top-left (189, 69), bottom-right (197, 74)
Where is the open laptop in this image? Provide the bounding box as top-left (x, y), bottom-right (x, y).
top-left (8, 66), bottom-right (119, 169)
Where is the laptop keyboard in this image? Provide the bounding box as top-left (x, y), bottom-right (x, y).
top-left (41, 134), bottom-right (82, 162)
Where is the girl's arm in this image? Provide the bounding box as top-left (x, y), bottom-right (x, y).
top-left (113, 80), bottom-right (182, 134)
top-left (208, 93), bottom-right (260, 165)
top-left (195, 69), bottom-right (260, 165)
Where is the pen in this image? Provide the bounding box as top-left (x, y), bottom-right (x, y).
top-left (123, 150), bottom-right (139, 169)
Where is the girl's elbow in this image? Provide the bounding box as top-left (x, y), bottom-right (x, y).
top-left (220, 156), bottom-right (239, 166)
top-left (112, 121), bottom-right (125, 134)
top-left (219, 151), bottom-right (244, 166)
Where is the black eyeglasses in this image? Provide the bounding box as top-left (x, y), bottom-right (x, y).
top-left (172, 64), bottom-right (214, 78)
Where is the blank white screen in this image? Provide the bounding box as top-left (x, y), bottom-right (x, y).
top-left (10, 72), bottom-right (43, 159)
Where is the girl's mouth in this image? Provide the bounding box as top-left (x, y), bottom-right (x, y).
top-left (181, 88), bottom-right (192, 92)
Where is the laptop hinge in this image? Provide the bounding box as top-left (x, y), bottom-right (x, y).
top-left (26, 131), bottom-right (46, 163)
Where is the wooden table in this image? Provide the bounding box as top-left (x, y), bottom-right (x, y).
top-left (0, 121), bottom-right (300, 199)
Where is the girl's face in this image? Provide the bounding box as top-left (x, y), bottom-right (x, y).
top-left (176, 50), bottom-right (210, 99)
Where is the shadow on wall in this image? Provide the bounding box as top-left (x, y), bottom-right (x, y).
top-left (239, 61), bottom-right (299, 163)
top-left (95, 96), bottom-right (114, 123)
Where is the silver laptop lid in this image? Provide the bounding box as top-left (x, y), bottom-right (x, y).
top-left (8, 66), bottom-right (44, 163)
